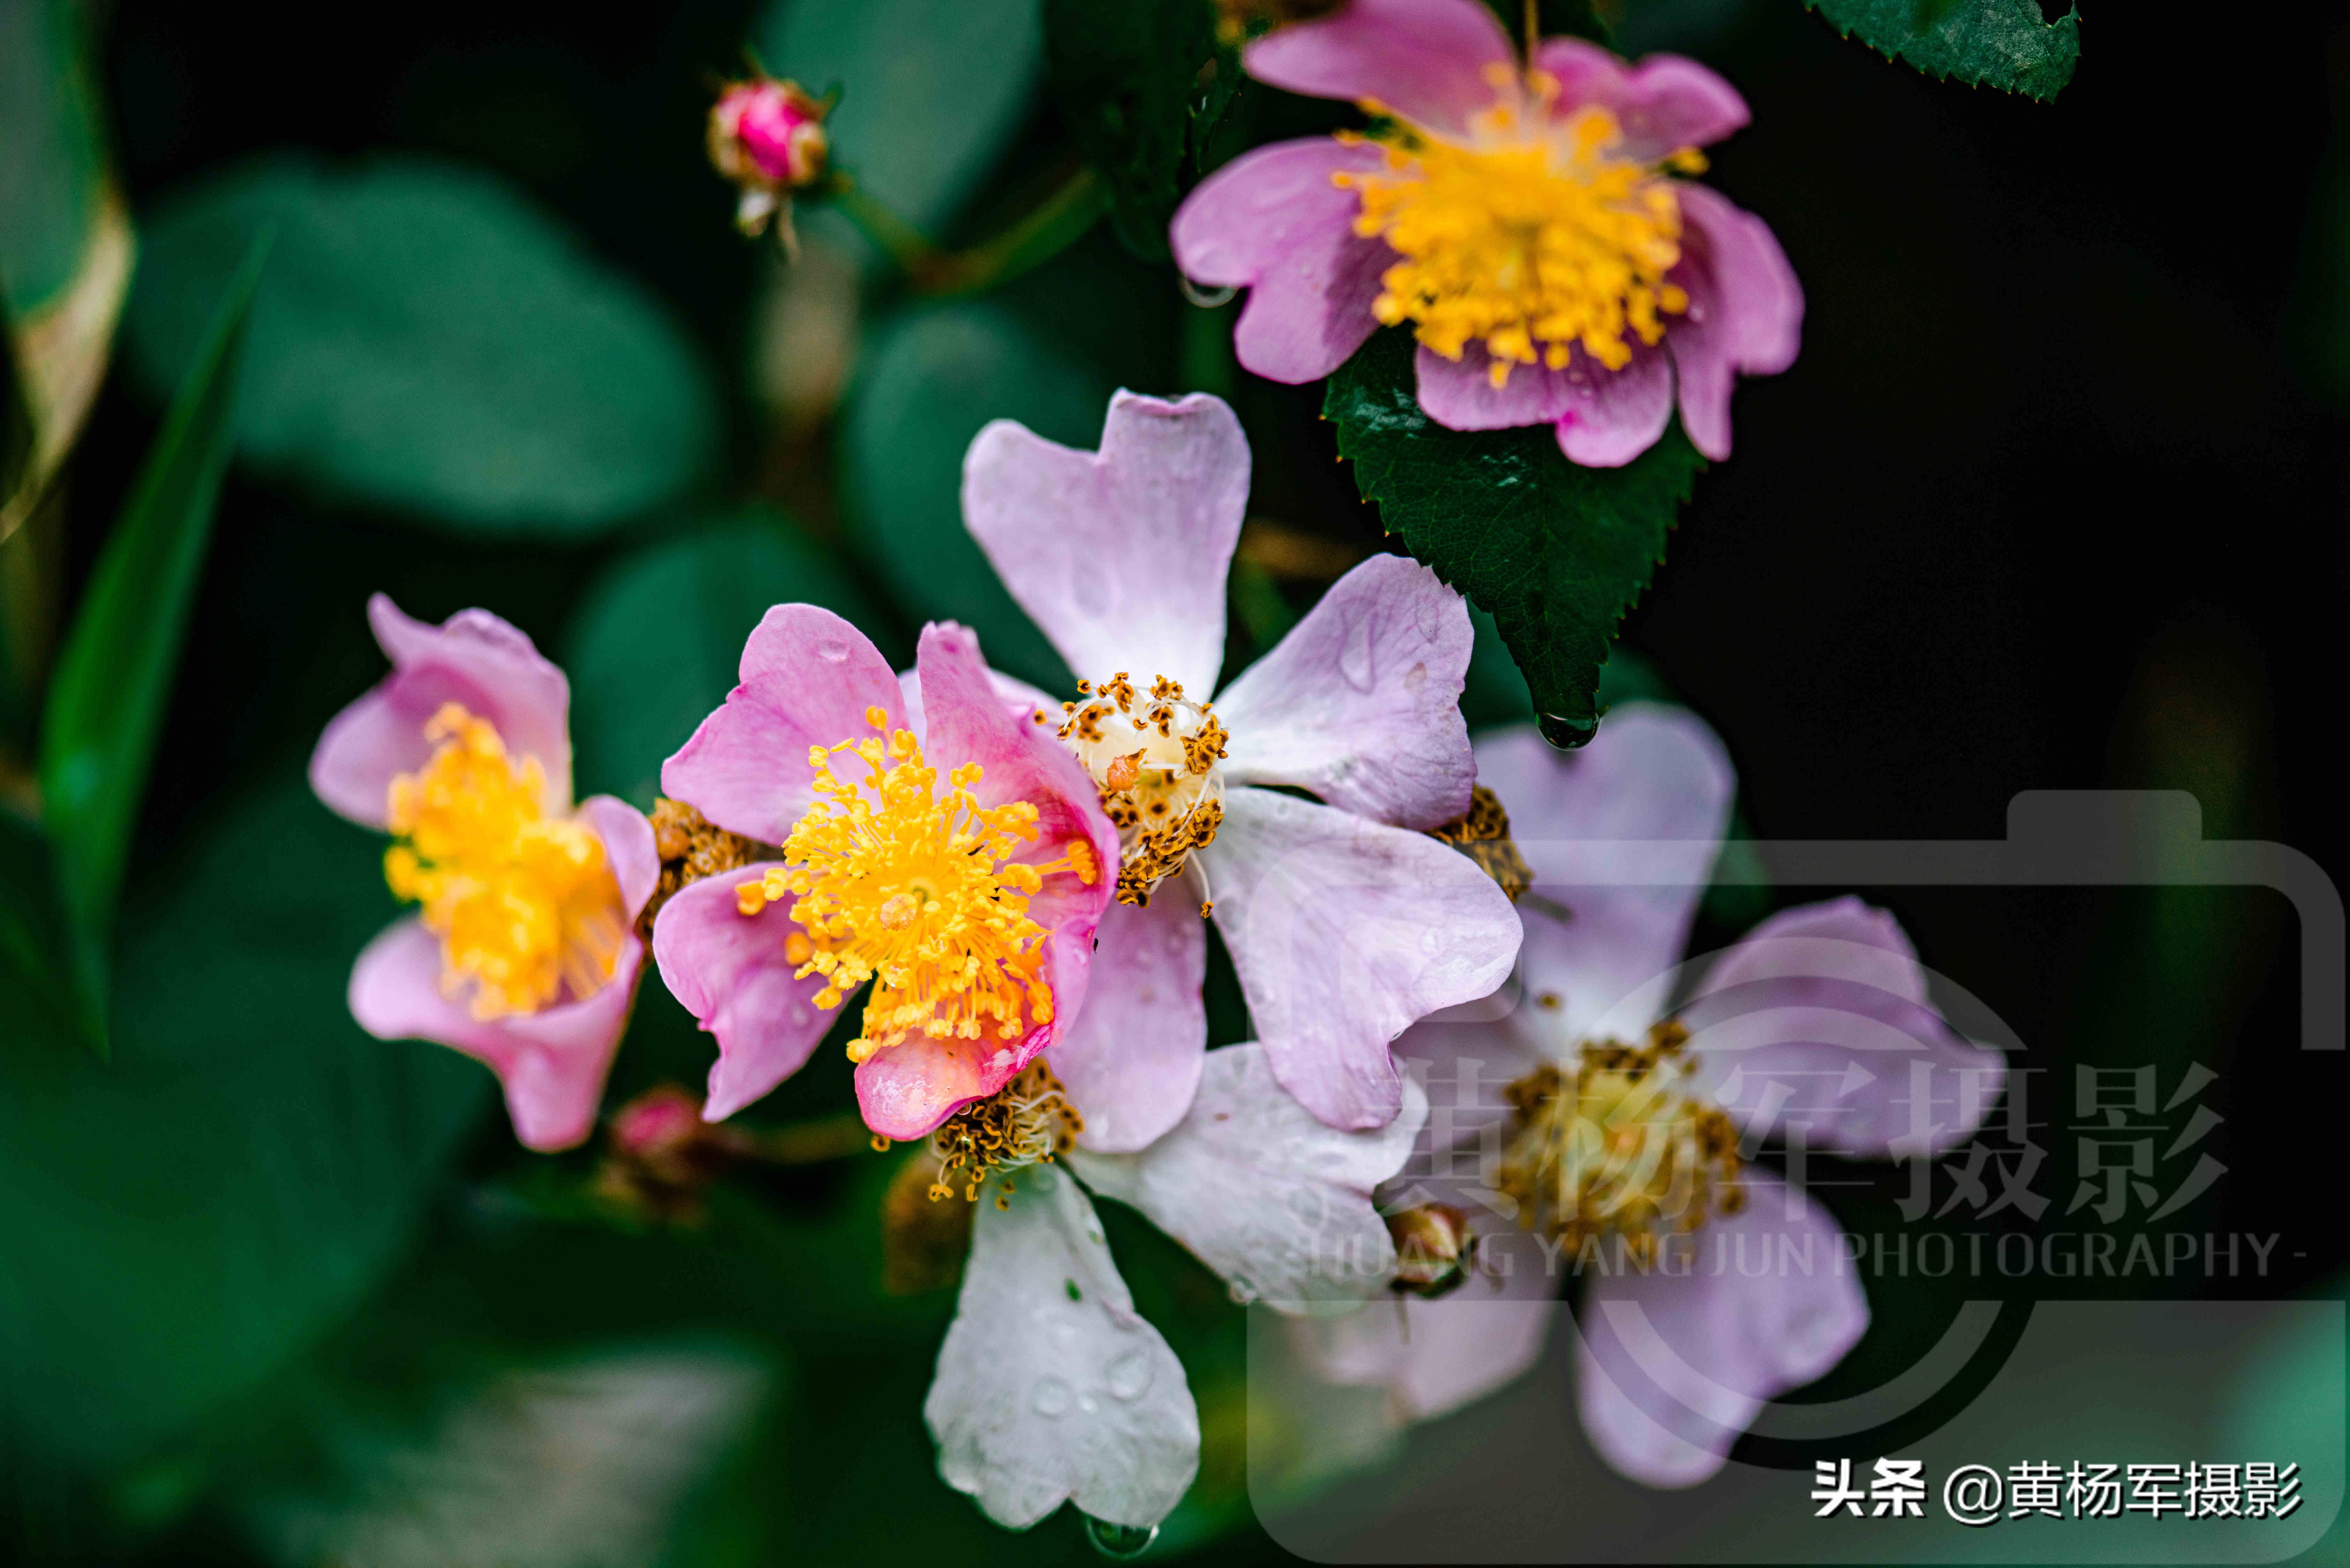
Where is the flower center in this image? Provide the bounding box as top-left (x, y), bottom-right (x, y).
top-left (1496, 1020), bottom-right (1744, 1264)
top-left (1048, 672), bottom-right (1229, 909)
top-left (925, 1060), bottom-right (1085, 1206)
top-left (384, 703), bottom-right (625, 1020)
top-left (1334, 67), bottom-right (1701, 387)
top-left (737, 706), bottom-right (1099, 1064)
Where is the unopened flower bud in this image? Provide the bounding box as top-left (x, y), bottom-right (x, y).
top-left (707, 76), bottom-right (830, 238)
top-left (1386, 1202), bottom-right (1475, 1298)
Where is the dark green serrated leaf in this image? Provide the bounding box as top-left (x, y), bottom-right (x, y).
top-left (123, 154), bottom-right (716, 536)
top-left (1807, 0), bottom-right (2080, 102)
top-left (0, 762), bottom-right (485, 1470)
top-left (1324, 328), bottom-right (1701, 747)
top-left (565, 511), bottom-right (901, 810)
top-left (1045, 0), bottom-right (1234, 262)
top-left (39, 236), bottom-right (266, 1051)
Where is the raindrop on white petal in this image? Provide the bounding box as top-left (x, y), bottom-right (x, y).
top-left (1337, 616), bottom-right (1376, 691)
top-left (1104, 1348), bottom-right (1154, 1401)
top-left (1227, 1274), bottom-right (1260, 1305)
top-left (1031, 1377), bottom-right (1074, 1417)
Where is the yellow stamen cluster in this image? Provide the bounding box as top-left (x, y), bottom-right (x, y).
top-left (1335, 68), bottom-right (1700, 388)
top-left (1044, 672), bottom-right (1229, 908)
top-left (1497, 1019), bottom-right (1744, 1264)
top-left (737, 706), bottom-right (1097, 1064)
top-left (384, 703), bottom-right (624, 1020)
top-left (926, 1060), bottom-right (1084, 1206)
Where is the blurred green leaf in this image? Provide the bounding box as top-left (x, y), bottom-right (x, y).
top-left (758, 0), bottom-right (1041, 252)
top-left (0, 803), bottom-right (85, 1050)
top-left (565, 511), bottom-right (900, 809)
top-left (1044, 0), bottom-right (1237, 262)
top-left (123, 154), bottom-right (716, 536)
top-left (1806, 0), bottom-right (2080, 101)
top-left (0, 0), bottom-right (107, 318)
top-left (0, 762), bottom-right (485, 1471)
top-left (39, 236), bottom-right (265, 1050)
top-left (1324, 327), bottom-right (1702, 748)
top-left (838, 300), bottom-right (1118, 694)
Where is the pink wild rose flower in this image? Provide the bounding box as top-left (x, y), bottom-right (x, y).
top-left (309, 595), bottom-right (659, 1152)
top-left (1292, 704), bottom-right (2006, 1485)
top-left (1171, 0), bottom-right (1801, 466)
top-left (962, 389), bottom-right (1523, 1139)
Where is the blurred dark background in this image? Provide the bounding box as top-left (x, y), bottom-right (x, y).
top-left (6, 0), bottom-right (2342, 1560)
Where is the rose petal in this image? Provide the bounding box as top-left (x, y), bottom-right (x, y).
top-left (1574, 1168), bottom-right (1867, 1487)
top-left (1217, 554), bottom-right (1476, 830)
top-left (348, 918), bottom-right (640, 1152)
top-left (649, 866), bottom-right (837, 1122)
top-left (1071, 1042), bottom-right (1425, 1313)
top-left (1048, 897), bottom-right (1208, 1153)
top-left (311, 595), bottom-right (573, 829)
top-left (578, 795), bottom-right (659, 919)
top-left (1244, 0), bottom-right (1518, 139)
top-left (963, 391), bottom-right (1247, 697)
top-left (1169, 139), bottom-right (1392, 384)
top-left (925, 1166), bottom-right (1199, 1530)
top-left (1474, 709), bottom-right (1733, 1049)
top-left (659, 605), bottom-right (906, 845)
top-left (1412, 340), bottom-right (1675, 467)
top-left (1199, 787), bottom-right (1520, 1131)
top-left (1668, 183), bottom-right (1802, 463)
top-left (1291, 1225), bottom-right (1559, 1419)
top-left (1680, 897), bottom-right (2008, 1158)
top-left (1532, 39), bottom-right (1751, 161)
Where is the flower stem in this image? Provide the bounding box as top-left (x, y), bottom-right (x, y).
top-left (825, 161), bottom-right (1109, 298)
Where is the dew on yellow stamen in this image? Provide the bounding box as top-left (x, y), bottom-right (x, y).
top-left (1496, 1019), bottom-right (1743, 1265)
top-left (384, 703), bottom-right (625, 1020)
top-left (1333, 71), bottom-right (1697, 387)
top-left (751, 705), bottom-right (1097, 1064)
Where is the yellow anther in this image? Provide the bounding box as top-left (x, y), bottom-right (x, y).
top-left (383, 703), bottom-right (623, 1020)
top-left (865, 704), bottom-right (890, 729)
top-left (738, 881), bottom-right (769, 916)
top-left (1334, 94), bottom-right (1690, 387)
top-left (747, 724), bottom-right (1094, 1062)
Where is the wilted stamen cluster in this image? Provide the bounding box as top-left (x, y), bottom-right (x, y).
top-left (927, 1061), bottom-right (1085, 1207)
top-left (384, 703), bottom-right (624, 1019)
top-left (1497, 1019), bottom-right (1743, 1264)
top-left (1334, 66), bottom-right (1701, 388)
top-left (738, 706), bottom-right (1098, 1063)
top-left (1045, 671), bottom-right (1229, 908)
top-left (1426, 784), bottom-right (1533, 902)
top-left (1048, 672), bottom-right (1231, 907)
top-left (640, 796), bottom-right (765, 938)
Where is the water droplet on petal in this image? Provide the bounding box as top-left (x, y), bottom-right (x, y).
top-left (1104, 1348), bottom-right (1154, 1401)
top-left (1337, 615), bottom-right (1376, 692)
top-left (816, 639), bottom-right (852, 664)
top-left (1083, 1517), bottom-right (1160, 1559)
top-left (1227, 1274), bottom-right (1259, 1305)
top-left (1031, 1377), bottom-right (1074, 1417)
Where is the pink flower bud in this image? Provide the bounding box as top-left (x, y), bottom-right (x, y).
top-left (708, 77), bottom-right (828, 194)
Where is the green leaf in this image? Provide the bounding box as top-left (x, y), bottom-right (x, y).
top-left (123, 154), bottom-right (716, 536)
top-left (757, 0), bottom-right (1041, 246)
top-left (1323, 327), bottom-right (1702, 747)
top-left (1806, 0), bottom-right (2081, 102)
top-left (838, 299), bottom-right (1119, 694)
top-left (1044, 0), bottom-right (1236, 262)
top-left (565, 511), bottom-right (901, 809)
top-left (0, 803), bottom-right (85, 1051)
top-left (39, 236), bottom-right (266, 1049)
top-left (0, 0), bottom-right (107, 320)
top-left (0, 762), bottom-right (485, 1470)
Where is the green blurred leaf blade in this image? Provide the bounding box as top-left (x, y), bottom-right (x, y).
top-left (123, 154), bottom-right (716, 536)
top-left (1044, 0), bottom-right (1233, 261)
top-left (1323, 327), bottom-right (1701, 746)
top-left (38, 235), bottom-right (267, 1047)
top-left (565, 511), bottom-right (900, 808)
